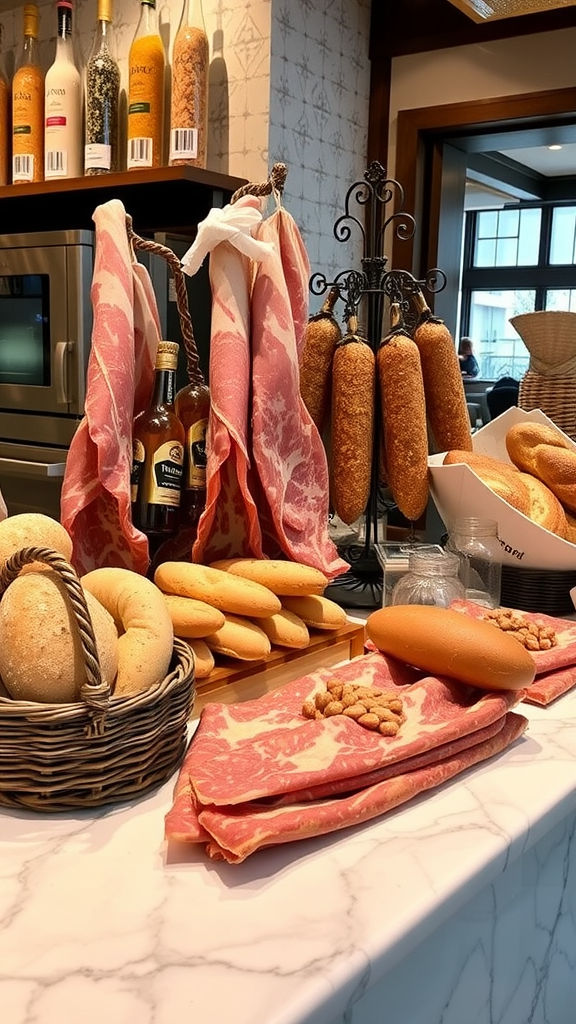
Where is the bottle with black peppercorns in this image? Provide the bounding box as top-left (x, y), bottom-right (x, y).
top-left (85, 0), bottom-right (120, 175)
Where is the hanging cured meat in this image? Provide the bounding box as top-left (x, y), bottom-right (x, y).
top-left (60, 198), bottom-right (158, 574)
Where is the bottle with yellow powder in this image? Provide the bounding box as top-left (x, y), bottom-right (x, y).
top-left (12, 4), bottom-right (44, 184)
top-left (127, 0), bottom-right (165, 170)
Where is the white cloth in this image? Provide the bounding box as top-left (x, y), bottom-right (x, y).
top-left (180, 197), bottom-right (274, 276)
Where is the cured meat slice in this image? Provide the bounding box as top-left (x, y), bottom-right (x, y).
top-left (199, 712), bottom-right (527, 863)
top-left (61, 199), bottom-right (158, 574)
top-left (180, 197), bottom-right (272, 564)
top-left (274, 203), bottom-right (310, 359)
top-left (250, 208), bottom-right (348, 579)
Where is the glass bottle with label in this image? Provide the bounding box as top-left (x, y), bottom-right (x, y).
top-left (131, 341), bottom-right (185, 547)
top-left (44, 0), bottom-right (83, 180)
top-left (85, 0), bottom-right (120, 175)
top-left (175, 376), bottom-right (210, 528)
top-left (169, 0), bottom-right (209, 169)
top-left (127, 0), bottom-right (165, 170)
top-left (0, 23), bottom-right (9, 187)
top-left (12, 4), bottom-right (44, 185)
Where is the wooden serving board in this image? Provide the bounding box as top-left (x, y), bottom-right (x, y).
top-left (192, 620), bottom-right (366, 717)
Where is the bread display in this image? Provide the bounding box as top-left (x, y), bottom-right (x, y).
top-left (0, 570), bottom-right (119, 703)
top-left (280, 593), bottom-right (347, 630)
top-left (154, 561), bottom-right (282, 618)
top-left (257, 608), bottom-right (310, 649)
top-left (208, 557), bottom-right (328, 597)
top-left (162, 593), bottom-right (226, 638)
top-left (366, 605), bottom-right (536, 692)
top-left (204, 614), bottom-right (272, 661)
top-left (506, 421), bottom-right (576, 514)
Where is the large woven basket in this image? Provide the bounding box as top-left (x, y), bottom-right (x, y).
top-left (0, 547), bottom-right (195, 812)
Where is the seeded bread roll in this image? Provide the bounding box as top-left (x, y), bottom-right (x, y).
top-left (0, 570), bottom-right (119, 703)
top-left (257, 608), bottom-right (310, 649)
top-left (154, 561), bottom-right (282, 618)
top-left (280, 594), bottom-right (347, 631)
top-left (204, 614), bottom-right (272, 661)
top-left (208, 557), bottom-right (328, 597)
top-left (163, 593), bottom-right (226, 638)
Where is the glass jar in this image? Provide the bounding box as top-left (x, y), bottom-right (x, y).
top-left (445, 516), bottom-right (502, 609)
top-left (391, 548), bottom-right (466, 608)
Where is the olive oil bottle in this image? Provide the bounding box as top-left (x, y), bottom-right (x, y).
top-left (131, 341), bottom-right (185, 546)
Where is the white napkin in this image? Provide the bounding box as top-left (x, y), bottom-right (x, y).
top-left (181, 196), bottom-right (274, 276)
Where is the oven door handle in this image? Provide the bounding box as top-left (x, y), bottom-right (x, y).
top-left (54, 341), bottom-right (73, 405)
top-left (0, 457), bottom-right (66, 479)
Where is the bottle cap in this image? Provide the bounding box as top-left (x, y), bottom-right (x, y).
top-left (156, 341), bottom-right (180, 370)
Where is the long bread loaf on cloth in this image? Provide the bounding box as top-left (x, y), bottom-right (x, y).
top-left (164, 651), bottom-right (527, 863)
top-left (61, 199), bottom-right (159, 574)
top-left (450, 600), bottom-right (576, 706)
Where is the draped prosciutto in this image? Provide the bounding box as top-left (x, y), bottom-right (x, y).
top-left (250, 206), bottom-right (348, 578)
top-left (165, 651), bottom-right (527, 863)
top-left (60, 199), bottom-right (158, 574)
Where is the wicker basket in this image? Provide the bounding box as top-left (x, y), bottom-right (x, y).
top-left (0, 547), bottom-right (195, 812)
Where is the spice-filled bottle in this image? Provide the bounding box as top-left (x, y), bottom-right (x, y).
top-left (131, 341), bottom-right (185, 546)
top-left (44, 0), bottom-right (83, 180)
top-left (127, 0), bottom-right (165, 170)
top-left (12, 4), bottom-right (44, 184)
top-left (169, 0), bottom-right (209, 169)
top-left (85, 0), bottom-right (120, 175)
top-left (0, 23), bottom-right (10, 187)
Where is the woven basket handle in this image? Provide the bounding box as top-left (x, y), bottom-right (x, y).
top-left (125, 215), bottom-right (206, 388)
top-left (0, 547), bottom-right (110, 735)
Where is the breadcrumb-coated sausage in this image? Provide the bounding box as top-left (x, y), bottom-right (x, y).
top-left (299, 286), bottom-right (342, 433)
top-left (330, 320), bottom-right (375, 525)
top-left (377, 328), bottom-right (429, 523)
top-left (411, 300), bottom-right (472, 453)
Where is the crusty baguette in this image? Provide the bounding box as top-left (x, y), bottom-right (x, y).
top-left (377, 328), bottom-right (429, 523)
top-left (154, 561), bottom-right (282, 618)
top-left (81, 567), bottom-right (174, 697)
top-left (208, 557), bottom-right (328, 597)
top-left (330, 318), bottom-right (375, 526)
top-left (204, 614), bottom-right (272, 661)
top-left (299, 286), bottom-right (342, 433)
top-left (412, 314), bottom-right (472, 453)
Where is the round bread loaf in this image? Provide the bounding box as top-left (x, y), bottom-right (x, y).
top-left (257, 608), bottom-right (310, 649)
top-left (366, 605), bottom-right (535, 691)
top-left (208, 558), bottom-right (328, 597)
top-left (204, 614), bottom-right (272, 661)
top-left (0, 513), bottom-right (73, 573)
top-left (280, 594), bottom-right (347, 630)
top-left (81, 567), bottom-right (174, 697)
top-left (442, 450), bottom-right (530, 515)
top-left (163, 593), bottom-right (226, 638)
top-left (154, 561), bottom-right (282, 617)
top-left (188, 638), bottom-right (215, 678)
top-left (0, 570), bottom-right (119, 703)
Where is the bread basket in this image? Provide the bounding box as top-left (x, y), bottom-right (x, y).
top-left (0, 546), bottom-right (195, 812)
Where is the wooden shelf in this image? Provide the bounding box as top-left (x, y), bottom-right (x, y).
top-left (0, 166), bottom-right (248, 237)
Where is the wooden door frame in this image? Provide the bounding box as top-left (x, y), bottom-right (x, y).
top-left (393, 87), bottom-right (576, 280)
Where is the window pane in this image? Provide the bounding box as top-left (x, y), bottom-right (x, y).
top-left (477, 210), bottom-right (498, 238)
top-left (546, 289), bottom-right (576, 312)
top-left (517, 208), bottom-right (541, 265)
top-left (550, 207), bottom-right (576, 264)
top-left (467, 290), bottom-right (535, 380)
top-left (495, 237), bottom-right (518, 266)
top-left (498, 208), bottom-right (519, 237)
top-left (474, 237), bottom-right (497, 267)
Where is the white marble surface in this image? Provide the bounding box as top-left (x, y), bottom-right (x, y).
top-left (2, 685), bottom-right (576, 1024)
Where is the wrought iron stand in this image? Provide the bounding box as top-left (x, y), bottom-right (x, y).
top-left (311, 160), bottom-right (446, 609)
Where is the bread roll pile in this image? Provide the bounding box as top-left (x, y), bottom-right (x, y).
top-left (153, 558), bottom-right (348, 679)
top-left (443, 420), bottom-right (576, 542)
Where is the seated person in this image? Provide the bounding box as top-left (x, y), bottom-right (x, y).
top-left (458, 337), bottom-right (480, 377)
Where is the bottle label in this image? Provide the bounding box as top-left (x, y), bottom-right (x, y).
top-left (185, 417), bottom-right (208, 489)
top-left (127, 135), bottom-right (152, 167)
top-left (131, 437), bottom-right (145, 502)
top-left (170, 127), bottom-right (198, 161)
top-left (12, 153), bottom-right (34, 181)
top-left (45, 149), bottom-right (68, 177)
top-left (150, 440), bottom-right (184, 505)
top-left (85, 142), bottom-right (112, 170)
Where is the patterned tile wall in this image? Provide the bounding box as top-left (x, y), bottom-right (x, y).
top-left (1, 0), bottom-right (372, 300)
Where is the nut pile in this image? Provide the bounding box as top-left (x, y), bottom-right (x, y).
top-left (483, 608), bottom-right (557, 651)
top-left (302, 677), bottom-right (405, 736)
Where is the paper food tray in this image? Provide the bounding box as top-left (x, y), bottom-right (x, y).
top-left (428, 407), bottom-right (576, 570)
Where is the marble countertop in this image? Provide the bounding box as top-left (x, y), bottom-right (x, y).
top-left (2, 680), bottom-right (576, 1024)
